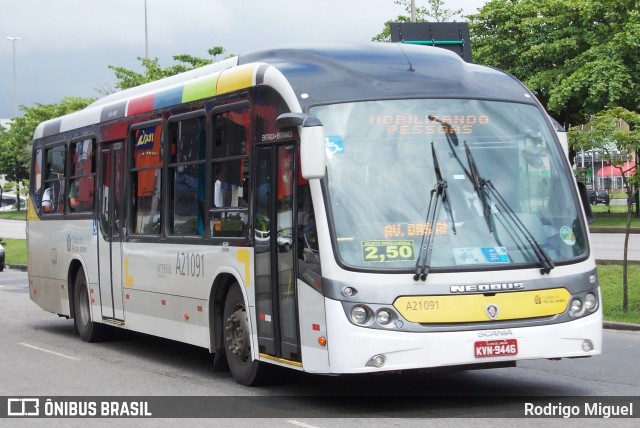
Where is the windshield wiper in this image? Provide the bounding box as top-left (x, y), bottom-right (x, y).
top-left (414, 143), bottom-right (455, 281)
top-left (428, 116), bottom-right (491, 232)
top-left (462, 142), bottom-right (555, 274)
top-left (464, 142), bottom-right (493, 232)
top-left (428, 115), bottom-right (554, 274)
top-left (483, 180), bottom-right (555, 274)
top-left (433, 143), bottom-right (457, 236)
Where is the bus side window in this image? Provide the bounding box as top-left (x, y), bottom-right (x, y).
top-left (33, 148), bottom-right (44, 212)
top-left (168, 115), bottom-right (206, 236)
top-left (297, 180), bottom-right (321, 273)
top-left (131, 125), bottom-right (163, 235)
top-left (69, 139), bottom-right (96, 213)
top-left (210, 109), bottom-right (250, 238)
top-left (43, 145), bottom-right (66, 215)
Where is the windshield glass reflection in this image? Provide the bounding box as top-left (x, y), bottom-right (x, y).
top-left (311, 99), bottom-right (587, 271)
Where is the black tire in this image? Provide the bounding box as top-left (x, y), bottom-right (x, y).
top-left (223, 284), bottom-right (267, 386)
top-left (73, 269), bottom-right (106, 342)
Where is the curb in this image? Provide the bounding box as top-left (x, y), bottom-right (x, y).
top-left (590, 227), bottom-right (640, 234)
top-left (596, 259), bottom-right (640, 265)
top-left (603, 321), bottom-right (640, 332)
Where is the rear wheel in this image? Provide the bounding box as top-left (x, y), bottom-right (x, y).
top-left (74, 269), bottom-right (106, 342)
top-left (223, 284), bottom-right (267, 386)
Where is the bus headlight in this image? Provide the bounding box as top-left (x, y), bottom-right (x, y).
top-left (584, 293), bottom-right (597, 311)
top-left (570, 299), bottom-right (582, 314)
top-left (351, 306), bottom-right (368, 324)
top-left (376, 309), bottom-right (391, 325)
top-left (342, 287), bottom-right (357, 298)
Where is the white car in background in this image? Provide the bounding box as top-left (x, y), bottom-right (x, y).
top-left (0, 193), bottom-right (28, 211)
top-left (0, 242), bottom-right (5, 272)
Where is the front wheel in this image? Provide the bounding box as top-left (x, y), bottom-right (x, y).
top-left (223, 284), bottom-right (268, 386)
top-left (74, 269), bottom-right (106, 342)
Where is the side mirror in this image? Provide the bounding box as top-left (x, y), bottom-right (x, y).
top-left (576, 181), bottom-right (593, 224)
top-left (276, 113), bottom-right (326, 179)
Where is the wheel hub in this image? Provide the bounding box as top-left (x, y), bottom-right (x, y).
top-left (225, 308), bottom-right (250, 362)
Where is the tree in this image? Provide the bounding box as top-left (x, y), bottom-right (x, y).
top-left (0, 97), bottom-right (95, 211)
top-left (373, 0), bottom-right (463, 42)
top-left (468, 0), bottom-right (640, 127)
top-left (569, 108), bottom-right (640, 312)
top-left (109, 46), bottom-right (229, 90)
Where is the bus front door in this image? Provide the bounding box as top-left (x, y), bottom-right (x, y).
top-left (97, 143), bottom-right (124, 321)
top-left (254, 144), bottom-right (301, 363)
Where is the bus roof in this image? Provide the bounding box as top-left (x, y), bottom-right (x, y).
top-left (34, 42), bottom-right (536, 140)
top-left (240, 42), bottom-right (532, 108)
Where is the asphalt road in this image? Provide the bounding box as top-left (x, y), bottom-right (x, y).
top-left (0, 218), bottom-right (26, 240)
top-left (592, 233), bottom-right (640, 262)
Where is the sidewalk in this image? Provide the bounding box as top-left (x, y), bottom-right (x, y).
top-left (0, 218), bottom-right (26, 240)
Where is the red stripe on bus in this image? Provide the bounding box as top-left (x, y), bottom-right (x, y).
top-left (128, 95), bottom-right (155, 116)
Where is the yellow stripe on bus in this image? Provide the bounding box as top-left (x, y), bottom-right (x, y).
top-left (216, 64), bottom-right (257, 95)
top-left (237, 249), bottom-right (251, 287)
top-left (394, 288), bottom-right (570, 323)
top-left (259, 353), bottom-right (303, 368)
top-left (27, 195), bottom-right (39, 221)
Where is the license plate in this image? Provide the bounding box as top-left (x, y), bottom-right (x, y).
top-left (474, 339), bottom-right (518, 358)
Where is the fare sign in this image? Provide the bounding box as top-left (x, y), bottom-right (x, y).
top-left (474, 339), bottom-right (518, 358)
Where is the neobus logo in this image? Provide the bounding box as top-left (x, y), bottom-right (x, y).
top-left (450, 282), bottom-right (525, 294)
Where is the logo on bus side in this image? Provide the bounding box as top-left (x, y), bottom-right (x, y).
top-left (449, 282), bottom-right (524, 294)
top-left (135, 126), bottom-right (156, 149)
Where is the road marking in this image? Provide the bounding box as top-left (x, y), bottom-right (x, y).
top-left (287, 421), bottom-right (321, 428)
top-left (19, 342), bottom-right (81, 361)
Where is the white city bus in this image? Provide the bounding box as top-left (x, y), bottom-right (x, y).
top-left (27, 43), bottom-right (601, 386)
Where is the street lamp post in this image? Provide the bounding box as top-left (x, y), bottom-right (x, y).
top-left (6, 36), bottom-right (21, 118)
top-left (144, 0), bottom-right (149, 58)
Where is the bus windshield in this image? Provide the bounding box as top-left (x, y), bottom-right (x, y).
top-left (311, 99), bottom-right (587, 272)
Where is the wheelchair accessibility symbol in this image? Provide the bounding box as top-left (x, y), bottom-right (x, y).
top-left (325, 136), bottom-right (345, 155)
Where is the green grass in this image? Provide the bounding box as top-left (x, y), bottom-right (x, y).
top-left (0, 211), bottom-right (28, 268)
top-left (0, 238), bottom-right (27, 266)
top-left (597, 264), bottom-right (640, 324)
top-left (0, 210), bottom-right (27, 220)
top-left (588, 203), bottom-right (640, 228)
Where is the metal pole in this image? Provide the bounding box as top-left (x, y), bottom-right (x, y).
top-left (411, 0), bottom-right (416, 22)
top-left (144, 0), bottom-right (149, 59)
top-left (591, 151), bottom-right (595, 189)
top-left (6, 36), bottom-right (20, 118)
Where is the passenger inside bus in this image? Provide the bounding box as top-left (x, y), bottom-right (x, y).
top-left (69, 180), bottom-right (79, 210)
top-left (42, 187), bottom-right (52, 213)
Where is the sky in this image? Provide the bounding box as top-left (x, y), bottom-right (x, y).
top-left (0, 0), bottom-right (486, 120)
